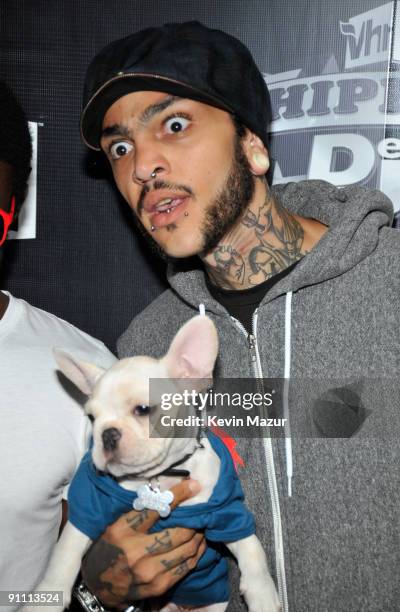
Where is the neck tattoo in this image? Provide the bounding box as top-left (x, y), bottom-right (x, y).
top-left (206, 194), bottom-right (305, 290)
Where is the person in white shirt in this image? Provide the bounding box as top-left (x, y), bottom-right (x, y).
top-left (0, 81), bottom-right (116, 609)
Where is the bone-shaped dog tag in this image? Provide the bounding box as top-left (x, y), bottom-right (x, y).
top-left (133, 484), bottom-right (174, 517)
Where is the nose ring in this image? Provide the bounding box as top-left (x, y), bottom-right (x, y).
top-left (150, 166), bottom-right (164, 180)
top-left (134, 167), bottom-right (162, 183)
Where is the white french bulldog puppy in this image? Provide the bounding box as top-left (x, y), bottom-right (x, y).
top-left (28, 315), bottom-right (280, 612)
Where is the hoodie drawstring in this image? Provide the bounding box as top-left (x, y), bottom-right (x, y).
top-left (284, 291), bottom-right (293, 497)
top-left (199, 298), bottom-right (293, 497)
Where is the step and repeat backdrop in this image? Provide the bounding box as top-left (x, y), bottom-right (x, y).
top-left (1, 0), bottom-right (399, 349)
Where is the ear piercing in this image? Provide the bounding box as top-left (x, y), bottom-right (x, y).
top-left (252, 152), bottom-right (269, 173)
top-left (249, 138), bottom-right (269, 173)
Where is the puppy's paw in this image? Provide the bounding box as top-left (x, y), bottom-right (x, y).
top-left (240, 575), bottom-right (281, 612)
top-left (243, 593), bottom-right (282, 612)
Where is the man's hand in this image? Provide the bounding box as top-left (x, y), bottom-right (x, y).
top-left (81, 479), bottom-right (205, 608)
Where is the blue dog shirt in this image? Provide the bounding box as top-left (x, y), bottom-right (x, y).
top-left (68, 432), bottom-right (255, 606)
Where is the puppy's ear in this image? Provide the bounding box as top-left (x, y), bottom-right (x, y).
top-left (53, 348), bottom-right (106, 396)
top-left (163, 316), bottom-right (218, 383)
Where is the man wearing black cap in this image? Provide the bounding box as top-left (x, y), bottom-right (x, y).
top-left (78, 21), bottom-right (400, 612)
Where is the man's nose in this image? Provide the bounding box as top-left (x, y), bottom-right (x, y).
top-left (102, 427), bottom-right (122, 451)
top-left (133, 165), bottom-right (164, 185)
top-left (132, 141), bottom-right (170, 185)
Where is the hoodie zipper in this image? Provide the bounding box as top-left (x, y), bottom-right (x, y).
top-left (232, 311), bottom-right (289, 612)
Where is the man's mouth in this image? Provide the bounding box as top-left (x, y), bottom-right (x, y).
top-left (145, 193), bottom-right (190, 228)
top-left (155, 196), bottom-right (184, 212)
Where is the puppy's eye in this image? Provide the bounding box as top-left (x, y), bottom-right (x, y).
top-left (133, 405), bottom-right (152, 416)
top-left (87, 414), bottom-right (95, 423)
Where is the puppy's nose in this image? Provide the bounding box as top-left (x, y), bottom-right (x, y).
top-left (102, 427), bottom-right (122, 451)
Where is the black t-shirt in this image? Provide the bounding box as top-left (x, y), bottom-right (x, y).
top-left (206, 260), bottom-right (300, 335)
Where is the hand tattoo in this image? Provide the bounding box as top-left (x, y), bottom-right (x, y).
top-left (172, 560), bottom-right (189, 576)
top-left (126, 509), bottom-right (150, 530)
top-left (160, 555), bottom-right (185, 571)
top-left (146, 531), bottom-right (173, 554)
top-left (82, 539), bottom-right (137, 606)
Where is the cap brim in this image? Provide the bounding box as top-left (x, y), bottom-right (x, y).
top-left (81, 74), bottom-right (234, 150)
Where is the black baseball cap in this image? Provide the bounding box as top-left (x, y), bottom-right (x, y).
top-left (81, 21), bottom-right (271, 151)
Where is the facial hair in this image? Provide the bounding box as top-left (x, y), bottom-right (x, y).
top-left (130, 134), bottom-right (255, 261)
top-left (199, 134), bottom-right (255, 257)
top-left (132, 179), bottom-right (193, 261)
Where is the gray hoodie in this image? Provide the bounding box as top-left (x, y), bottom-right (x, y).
top-left (118, 180), bottom-right (400, 612)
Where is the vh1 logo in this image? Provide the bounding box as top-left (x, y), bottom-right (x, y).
top-left (340, 2), bottom-right (393, 69)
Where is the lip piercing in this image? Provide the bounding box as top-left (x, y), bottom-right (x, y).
top-left (151, 210), bottom-right (188, 230)
top-left (151, 170), bottom-right (157, 179)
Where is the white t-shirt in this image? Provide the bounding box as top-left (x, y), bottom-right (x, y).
top-left (0, 292), bottom-right (116, 601)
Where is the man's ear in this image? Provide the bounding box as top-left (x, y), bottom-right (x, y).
top-left (242, 130), bottom-right (270, 176)
top-left (53, 348), bottom-right (105, 395)
top-left (162, 315), bottom-right (219, 383)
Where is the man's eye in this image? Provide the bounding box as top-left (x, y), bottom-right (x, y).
top-left (165, 117), bottom-right (190, 134)
top-left (109, 141), bottom-right (133, 160)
